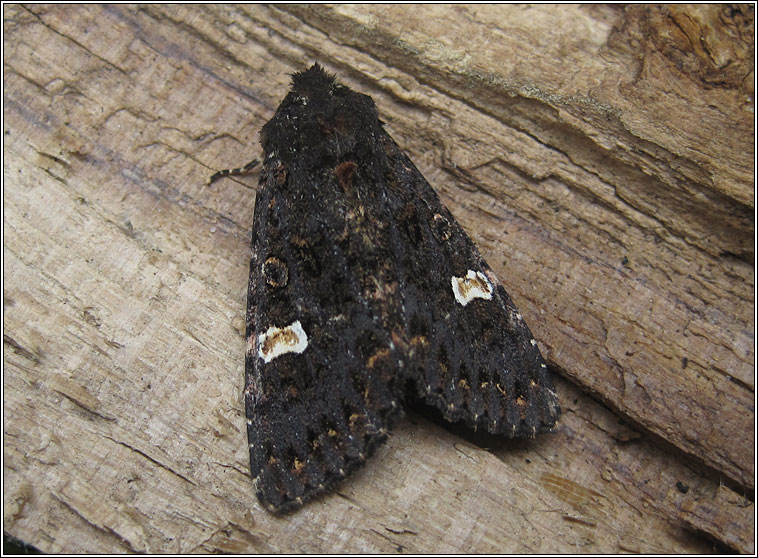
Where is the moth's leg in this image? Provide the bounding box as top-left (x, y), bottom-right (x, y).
top-left (208, 159), bottom-right (260, 185)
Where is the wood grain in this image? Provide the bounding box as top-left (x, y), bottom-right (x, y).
top-left (4, 4), bottom-right (753, 553)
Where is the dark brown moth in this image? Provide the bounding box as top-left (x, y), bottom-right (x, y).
top-left (212, 64), bottom-right (560, 513)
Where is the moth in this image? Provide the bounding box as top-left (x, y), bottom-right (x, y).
top-left (211, 64), bottom-right (560, 513)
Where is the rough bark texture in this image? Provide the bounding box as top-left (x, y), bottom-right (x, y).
top-left (4, 4), bottom-right (753, 553)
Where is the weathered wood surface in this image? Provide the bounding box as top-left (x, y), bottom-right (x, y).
top-left (4, 4), bottom-right (753, 553)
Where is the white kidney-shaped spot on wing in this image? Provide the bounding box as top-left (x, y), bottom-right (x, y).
top-left (258, 320), bottom-right (308, 363)
top-left (452, 270), bottom-right (494, 306)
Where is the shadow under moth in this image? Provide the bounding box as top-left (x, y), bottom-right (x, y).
top-left (211, 64), bottom-right (560, 513)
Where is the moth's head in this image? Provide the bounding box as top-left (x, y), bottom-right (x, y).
top-left (261, 64), bottom-right (383, 170)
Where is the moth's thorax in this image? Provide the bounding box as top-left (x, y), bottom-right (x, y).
top-left (261, 66), bottom-right (382, 170)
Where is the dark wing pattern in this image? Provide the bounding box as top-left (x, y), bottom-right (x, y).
top-left (243, 64), bottom-right (560, 512)
top-left (375, 130), bottom-right (560, 437)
